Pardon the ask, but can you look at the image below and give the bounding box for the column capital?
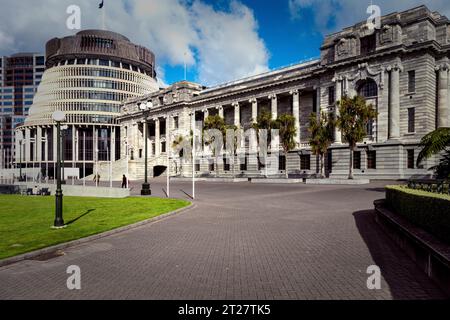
[332,75,343,83]
[289,89,299,96]
[386,62,403,73]
[232,102,240,108]
[249,98,257,104]
[268,93,277,100]
[435,62,450,72]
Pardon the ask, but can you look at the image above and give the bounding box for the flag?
[99,0,104,9]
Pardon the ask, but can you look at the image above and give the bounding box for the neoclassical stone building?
[117,5,450,180]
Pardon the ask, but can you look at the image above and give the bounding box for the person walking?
[122,174,128,188]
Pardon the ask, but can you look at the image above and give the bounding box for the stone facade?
[98,6,450,180]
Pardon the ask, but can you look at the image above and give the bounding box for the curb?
[0,203,195,268]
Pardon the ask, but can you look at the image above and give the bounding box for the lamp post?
[52,111,66,228]
[140,101,152,196]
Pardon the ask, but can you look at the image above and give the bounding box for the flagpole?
[102,6,106,30]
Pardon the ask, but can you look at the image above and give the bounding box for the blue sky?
[1,0,449,87]
[164,0,323,85]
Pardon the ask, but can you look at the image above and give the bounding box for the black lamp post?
[140,102,152,196]
[52,111,66,228]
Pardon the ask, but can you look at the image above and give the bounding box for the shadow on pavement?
[353,210,446,300]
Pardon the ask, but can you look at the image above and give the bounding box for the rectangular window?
[223,157,230,171]
[407,150,415,169]
[354,151,361,170]
[173,116,179,129]
[209,161,215,172]
[35,56,45,65]
[195,163,200,172]
[240,155,248,171]
[360,34,376,55]
[161,142,166,153]
[300,155,310,170]
[408,70,416,93]
[328,86,335,105]
[279,155,286,171]
[408,108,415,133]
[367,151,377,169]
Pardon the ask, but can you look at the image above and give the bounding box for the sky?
[0,0,449,87]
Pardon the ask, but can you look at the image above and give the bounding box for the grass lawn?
[0,195,190,260]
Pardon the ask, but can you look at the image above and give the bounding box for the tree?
[172,132,192,177]
[274,114,297,178]
[308,112,334,178]
[417,127,450,179]
[203,115,227,177]
[336,95,377,180]
[225,124,239,178]
[252,110,277,177]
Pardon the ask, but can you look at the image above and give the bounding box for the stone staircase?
[86,154,170,181]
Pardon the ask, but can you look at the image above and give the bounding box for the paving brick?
[0,180,446,299]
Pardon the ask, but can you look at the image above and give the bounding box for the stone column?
[218,106,224,118]
[25,127,30,162]
[333,77,342,143]
[111,127,116,162]
[166,115,171,154]
[315,87,321,119]
[72,125,76,162]
[269,94,277,120]
[141,121,147,158]
[249,98,258,123]
[44,129,49,162]
[388,63,402,139]
[155,118,161,156]
[203,109,209,122]
[436,62,450,128]
[36,127,42,162]
[290,90,300,145]
[233,102,240,127]
[93,126,98,162]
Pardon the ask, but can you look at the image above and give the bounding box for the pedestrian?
[122,174,128,188]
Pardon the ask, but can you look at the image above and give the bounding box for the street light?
[140,101,152,196]
[52,110,66,228]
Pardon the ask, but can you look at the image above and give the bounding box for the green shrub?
[385,185,450,244]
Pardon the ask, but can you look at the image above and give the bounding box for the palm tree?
[308,112,334,178]
[203,115,227,177]
[336,95,377,180]
[252,110,277,177]
[274,114,297,178]
[225,124,239,178]
[417,127,450,179]
[172,134,189,176]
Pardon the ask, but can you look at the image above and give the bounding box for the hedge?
[385,185,450,244]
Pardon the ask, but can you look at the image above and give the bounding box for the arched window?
[357,79,378,98]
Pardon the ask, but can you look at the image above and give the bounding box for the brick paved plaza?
[0,180,446,300]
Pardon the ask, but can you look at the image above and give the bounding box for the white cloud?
[191,1,269,86]
[0,0,269,86]
[288,0,450,34]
